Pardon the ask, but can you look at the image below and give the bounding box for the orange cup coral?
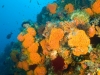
[17,61,23,69]
[88,25,96,37]
[64,3,74,14]
[17,61,29,71]
[84,8,94,16]
[27,27,36,36]
[22,33,34,48]
[34,66,47,75]
[40,39,47,51]
[48,28,64,50]
[27,42,39,53]
[27,53,41,65]
[47,3,57,14]
[40,39,50,55]
[17,33,24,42]
[92,0,100,14]
[27,70,34,75]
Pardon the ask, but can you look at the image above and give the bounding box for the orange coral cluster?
[64,3,74,14]
[17,61,29,71]
[34,66,47,75]
[92,0,100,14]
[27,42,39,53]
[27,70,33,75]
[27,27,36,36]
[22,33,34,48]
[72,46,88,56]
[88,25,96,37]
[40,39,50,55]
[17,32,24,42]
[17,27,42,66]
[68,30,90,56]
[22,27,36,48]
[47,3,57,14]
[25,44,41,65]
[48,28,64,50]
[40,39,47,51]
[13,0,100,74]
[27,53,41,65]
[84,8,94,16]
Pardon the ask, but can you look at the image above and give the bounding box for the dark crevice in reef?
[90,35,100,47]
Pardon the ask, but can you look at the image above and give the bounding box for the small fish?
[37,0,40,5]
[30,0,32,3]
[2,5,4,8]
[6,32,13,39]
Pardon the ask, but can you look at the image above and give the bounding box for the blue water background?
[0,0,55,53]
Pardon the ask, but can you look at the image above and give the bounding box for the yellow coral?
[68,30,90,56]
[34,66,47,75]
[64,3,74,14]
[21,48,29,55]
[68,30,90,47]
[97,69,100,75]
[47,3,57,14]
[71,10,90,25]
[62,50,70,59]
[72,46,88,56]
[48,28,64,50]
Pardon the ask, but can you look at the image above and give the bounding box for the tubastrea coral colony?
[9,0,100,75]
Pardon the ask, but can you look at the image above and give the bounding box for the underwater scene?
[1,0,100,75]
